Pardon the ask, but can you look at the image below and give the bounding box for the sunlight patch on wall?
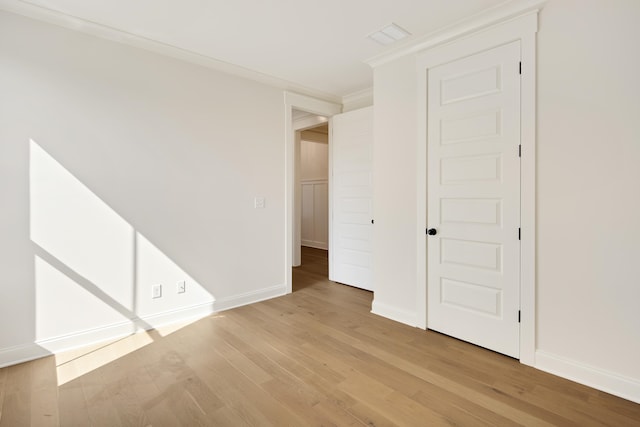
[135,232,214,333]
[35,255,132,340]
[30,140,134,314]
[29,139,214,365]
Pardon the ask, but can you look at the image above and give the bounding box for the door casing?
[416,12,539,365]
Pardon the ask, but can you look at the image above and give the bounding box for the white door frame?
[416,12,539,365]
[284,92,341,294]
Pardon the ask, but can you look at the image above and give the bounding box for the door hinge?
[518,228,521,240]
[518,310,521,323]
[519,61,522,75]
[518,144,521,157]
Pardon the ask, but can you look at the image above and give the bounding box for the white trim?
[294,115,329,132]
[300,179,328,185]
[0,301,214,368]
[342,87,374,112]
[38,301,214,354]
[536,350,640,404]
[416,59,428,331]
[0,1,341,104]
[415,11,540,365]
[371,300,417,327]
[284,92,341,293]
[213,285,286,312]
[301,242,328,251]
[0,280,287,368]
[300,179,329,250]
[366,0,547,68]
[0,343,51,369]
[327,118,334,281]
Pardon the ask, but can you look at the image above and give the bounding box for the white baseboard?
[1,285,287,369]
[0,343,52,369]
[0,301,215,368]
[301,241,328,250]
[371,300,417,327]
[536,350,640,404]
[213,284,286,312]
[39,301,215,354]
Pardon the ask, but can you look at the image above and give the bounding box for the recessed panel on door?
[441,66,502,105]
[441,198,502,226]
[441,154,502,184]
[441,110,501,144]
[441,278,502,317]
[441,238,502,272]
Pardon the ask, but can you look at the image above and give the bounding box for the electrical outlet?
[152,284,162,299]
[177,280,186,294]
[254,196,265,209]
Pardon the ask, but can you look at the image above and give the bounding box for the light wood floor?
[1,247,639,426]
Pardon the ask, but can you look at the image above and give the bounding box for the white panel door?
[331,107,373,291]
[427,42,521,358]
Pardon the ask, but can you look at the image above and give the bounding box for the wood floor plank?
[81,369,124,427]
[129,362,182,427]
[185,340,305,426]
[0,366,7,422]
[29,356,58,427]
[0,362,31,427]
[102,373,151,427]
[58,381,91,426]
[143,349,221,426]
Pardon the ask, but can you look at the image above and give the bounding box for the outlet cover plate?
[177,280,186,294]
[152,284,162,299]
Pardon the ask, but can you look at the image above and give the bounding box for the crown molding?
[0,0,342,104]
[293,114,329,131]
[342,87,373,106]
[365,0,547,68]
[342,87,374,111]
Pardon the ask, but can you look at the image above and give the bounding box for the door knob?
[427,228,437,236]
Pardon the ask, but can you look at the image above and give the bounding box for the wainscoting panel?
[301,179,328,250]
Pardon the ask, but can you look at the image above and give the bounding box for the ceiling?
[3,0,510,100]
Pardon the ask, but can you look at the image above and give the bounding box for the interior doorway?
[292,110,329,289]
[299,123,329,251]
[293,247,329,292]
[289,104,375,293]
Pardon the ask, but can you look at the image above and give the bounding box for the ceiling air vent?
[367,23,411,45]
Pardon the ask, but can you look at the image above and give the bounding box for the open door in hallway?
[330,107,373,291]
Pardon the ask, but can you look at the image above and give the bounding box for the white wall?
[372,0,640,401]
[371,55,418,324]
[535,0,640,391]
[0,10,285,365]
[300,139,329,181]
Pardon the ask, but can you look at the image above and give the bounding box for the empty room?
[1,0,639,425]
